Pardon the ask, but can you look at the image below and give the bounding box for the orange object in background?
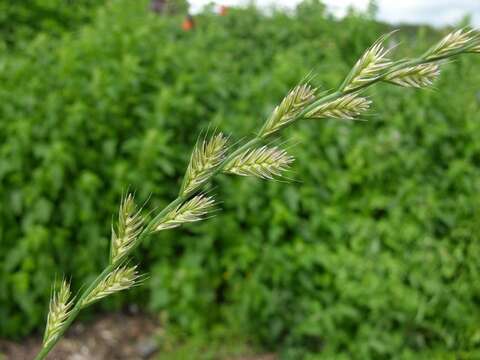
[219,5,229,16]
[182,15,195,31]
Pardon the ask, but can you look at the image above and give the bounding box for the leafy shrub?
[1,0,480,358]
[0,0,104,47]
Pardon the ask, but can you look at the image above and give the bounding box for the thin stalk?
[33,137,261,360]
[34,28,480,359]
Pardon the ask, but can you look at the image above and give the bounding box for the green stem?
[34,43,468,360]
[33,136,262,360]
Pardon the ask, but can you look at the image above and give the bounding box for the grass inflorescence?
[35,27,480,359]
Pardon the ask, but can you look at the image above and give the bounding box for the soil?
[0,312,159,360]
[0,312,276,360]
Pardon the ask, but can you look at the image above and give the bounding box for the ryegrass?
[35,27,480,359]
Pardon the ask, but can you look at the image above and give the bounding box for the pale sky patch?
[189,0,480,27]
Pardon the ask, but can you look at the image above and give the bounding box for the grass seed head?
[155,194,216,231]
[224,146,294,180]
[180,133,228,196]
[343,35,393,91]
[43,279,73,346]
[110,194,143,264]
[259,83,316,138]
[427,28,480,58]
[305,93,371,120]
[385,63,441,88]
[82,266,140,307]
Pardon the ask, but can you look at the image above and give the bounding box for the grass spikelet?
[224,146,294,179]
[305,93,371,120]
[82,266,140,307]
[385,63,440,88]
[110,194,143,264]
[343,34,393,91]
[155,194,215,231]
[259,83,316,137]
[180,133,228,196]
[427,28,479,58]
[43,279,73,346]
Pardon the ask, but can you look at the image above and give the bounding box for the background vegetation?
[1,0,480,358]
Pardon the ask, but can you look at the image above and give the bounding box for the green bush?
[0,0,105,48]
[1,0,480,358]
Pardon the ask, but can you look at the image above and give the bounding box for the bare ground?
[0,312,276,360]
[0,312,159,360]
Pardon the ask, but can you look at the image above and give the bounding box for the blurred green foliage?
[0,0,105,47]
[1,0,480,358]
